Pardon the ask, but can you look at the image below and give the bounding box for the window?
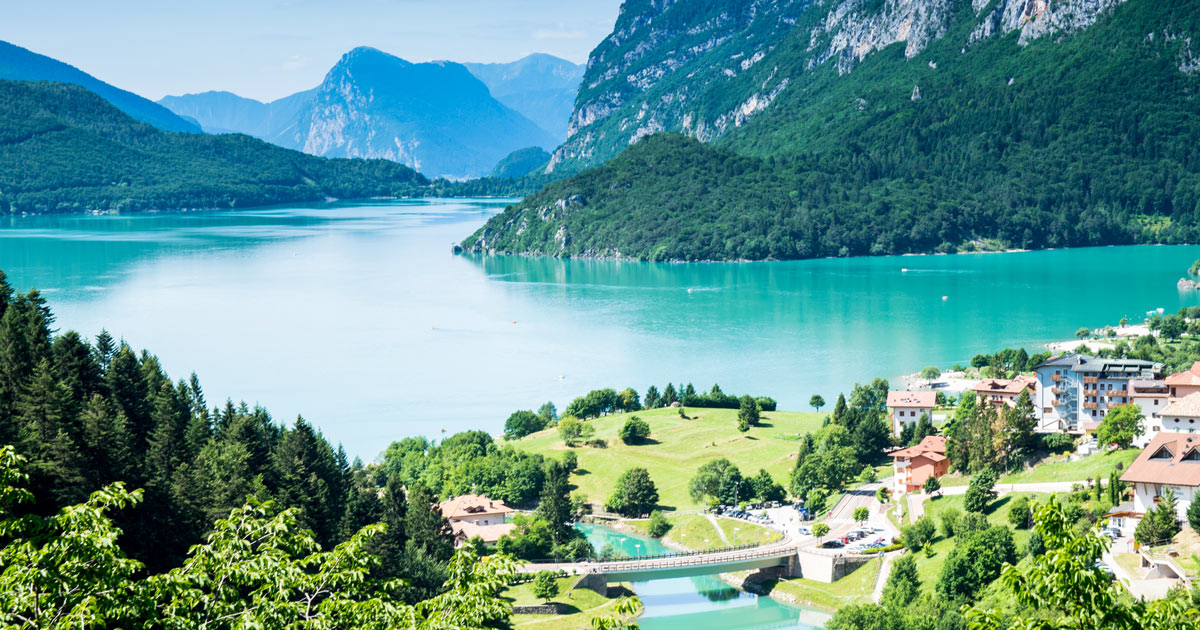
[1183,448,1200,462]
[1151,445,1173,460]
[1044,407,1052,413]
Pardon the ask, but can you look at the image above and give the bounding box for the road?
[937,480,1086,496]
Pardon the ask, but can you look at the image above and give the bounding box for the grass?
[908,492,1043,594]
[515,407,825,510]
[757,556,881,611]
[625,513,780,550]
[999,449,1139,484]
[505,577,639,629]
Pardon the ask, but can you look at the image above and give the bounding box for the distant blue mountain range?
[0,40,200,133]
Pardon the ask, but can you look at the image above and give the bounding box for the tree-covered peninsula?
[0,80,429,214]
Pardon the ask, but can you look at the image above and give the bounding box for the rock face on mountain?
[0,40,200,133]
[550,0,1138,173]
[160,48,556,179]
[462,54,585,140]
[464,0,1200,261]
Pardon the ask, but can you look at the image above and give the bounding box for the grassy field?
[909,492,1043,594]
[625,513,781,550]
[515,407,825,510]
[938,449,1139,487]
[999,449,1138,484]
[505,577,638,629]
[757,557,882,611]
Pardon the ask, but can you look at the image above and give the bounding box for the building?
[1145,392,1200,445]
[886,390,936,436]
[438,494,516,547]
[1033,354,1163,434]
[972,375,1036,409]
[1119,432,1200,528]
[888,435,949,496]
[1130,379,1170,437]
[1165,361,1200,400]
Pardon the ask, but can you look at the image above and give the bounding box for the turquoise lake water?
[576,523,827,630]
[1,198,1199,458]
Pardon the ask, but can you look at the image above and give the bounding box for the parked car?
[821,540,845,548]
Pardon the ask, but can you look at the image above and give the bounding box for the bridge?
[522,539,801,581]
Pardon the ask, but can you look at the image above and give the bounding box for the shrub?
[756,397,778,411]
[901,517,936,552]
[1008,497,1032,529]
[557,416,594,446]
[532,570,560,603]
[955,512,988,537]
[619,416,651,444]
[940,508,961,538]
[1042,433,1075,454]
[646,510,671,538]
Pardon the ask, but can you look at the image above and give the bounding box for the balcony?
[1050,387,1060,395]
[1083,376,1099,384]
[1084,402,1099,410]
[1084,389,1099,397]
[1109,389,1129,397]
[1051,374,1063,382]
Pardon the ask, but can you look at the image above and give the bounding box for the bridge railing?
[592,544,793,573]
[529,541,773,565]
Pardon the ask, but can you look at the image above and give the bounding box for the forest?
[0,80,429,214]
[462,2,1200,261]
[0,268,588,627]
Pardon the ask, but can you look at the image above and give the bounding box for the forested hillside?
[0,268,563,596]
[465,0,1200,261]
[0,80,428,214]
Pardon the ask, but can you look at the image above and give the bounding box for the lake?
[576,522,828,630]
[1,198,1198,458]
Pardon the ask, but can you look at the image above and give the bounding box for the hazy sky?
[4,0,622,102]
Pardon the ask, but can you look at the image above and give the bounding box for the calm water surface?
[576,523,828,630]
[1,198,1198,457]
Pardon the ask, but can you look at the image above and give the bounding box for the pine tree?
[881,554,921,609]
[536,460,574,545]
[93,329,115,372]
[105,344,151,447]
[831,394,847,425]
[404,482,454,563]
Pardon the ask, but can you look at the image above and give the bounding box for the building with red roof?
[888,435,949,496]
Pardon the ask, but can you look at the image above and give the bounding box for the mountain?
[463,0,1200,261]
[157,89,315,136]
[490,146,552,179]
[462,53,585,140]
[158,47,557,179]
[0,80,428,214]
[0,40,201,133]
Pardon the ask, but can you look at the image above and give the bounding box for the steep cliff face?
[279,48,556,179]
[551,0,1138,173]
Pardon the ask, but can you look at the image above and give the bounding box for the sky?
[3,0,622,102]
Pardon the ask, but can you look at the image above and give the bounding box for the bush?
[1008,497,1032,529]
[1042,433,1076,454]
[940,508,961,538]
[955,512,988,537]
[532,570,560,603]
[646,510,671,538]
[901,517,936,552]
[619,416,651,444]
[755,397,778,412]
[737,395,761,428]
[557,416,594,446]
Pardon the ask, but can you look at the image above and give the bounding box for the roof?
[887,390,937,408]
[1104,501,1143,518]
[1082,421,1102,431]
[438,494,515,520]
[889,435,947,462]
[450,520,516,543]
[1165,361,1200,386]
[1120,432,1200,488]
[1159,391,1200,418]
[1130,379,1169,397]
[973,375,1036,396]
[1034,354,1162,379]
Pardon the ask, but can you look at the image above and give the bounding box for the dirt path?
[706,514,732,546]
[871,553,896,602]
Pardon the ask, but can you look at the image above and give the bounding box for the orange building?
[1166,361,1200,400]
[889,435,950,496]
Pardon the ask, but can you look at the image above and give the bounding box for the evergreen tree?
[880,554,920,609]
[662,383,678,406]
[831,394,847,425]
[536,460,574,545]
[737,394,760,428]
[1006,391,1037,469]
[643,385,661,409]
[404,482,454,563]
